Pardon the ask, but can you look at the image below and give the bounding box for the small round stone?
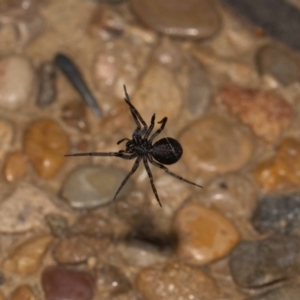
[131,0,220,39]
[256,45,300,86]
[0,119,14,160]
[173,203,240,265]
[229,236,300,288]
[2,151,28,183]
[179,114,253,174]
[215,84,292,143]
[136,260,220,300]
[252,193,300,236]
[11,285,37,300]
[61,165,133,209]
[42,265,95,300]
[0,55,36,110]
[2,235,53,275]
[24,118,69,179]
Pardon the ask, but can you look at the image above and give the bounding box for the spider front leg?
[149,117,168,143]
[143,156,162,207]
[147,155,203,189]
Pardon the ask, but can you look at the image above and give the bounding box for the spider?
[65,85,203,207]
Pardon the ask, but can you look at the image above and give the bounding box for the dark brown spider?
[65,85,202,207]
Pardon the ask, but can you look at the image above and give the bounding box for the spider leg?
[148,155,203,189]
[113,156,142,201]
[143,156,162,207]
[149,117,168,143]
[117,138,130,145]
[65,152,137,160]
[143,114,156,140]
[123,85,148,135]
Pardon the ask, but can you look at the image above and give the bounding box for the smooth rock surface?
[2,235,53,276]
[42,266,95,300]
[136,260,220,300]
[215,84,292,143]
[131,0,220,39]
[179,114,253,174]
[2,151,28,182]
[229,236,300,287]
[11,285,37,300]
[61,165,132,209]
[173,203,240,265]
[0,55,36,110]
[24,118,69,179]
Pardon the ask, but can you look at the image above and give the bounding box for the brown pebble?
[53,235,110,264]
[131,0,220,39]
[2,151,28,183]
[0,119,14,160]
[136,260,220,300]
[11,285,37,300]
[173,203,240,265]
[0,291,5,300]
[2,235,53,275]
[179,114,253,174]
[42,265,94,300]
[24,118,69,178]
[215,84,292,143]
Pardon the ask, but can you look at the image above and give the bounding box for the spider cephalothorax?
[65,85,202,207]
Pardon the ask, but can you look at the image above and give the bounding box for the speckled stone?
[0,55,36,110]
[256,45,300,86]
[229,236,300,287]
[252,193,300,236]
[53,235,110,264]
[215,84,292,143]
[0,119,14,160]
[173,203,240,265]
[131,0,220,39]
[11,285,37,300]
[132,63,183,122]
[136,260,220,300]
[203,173,258,219]
[24,118,69,179]
[247,284,300,300]
[96,264,131,296]
[179,114,253,174]
[42,265,95,300]
[2,235,53,275]
[61,165,133,209]
[2,151,28,182]
[45,213,69,237]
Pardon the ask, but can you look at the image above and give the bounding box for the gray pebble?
[229,236,300,288]
[61,165,133,209]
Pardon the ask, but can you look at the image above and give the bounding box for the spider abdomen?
[152,138,182,165]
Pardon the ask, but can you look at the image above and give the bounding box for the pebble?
[0,291,5,300]
[256,44,300,86]
[215,84,292,143]
[61,165,133,209]
[187,58,212,115]
[0,55,36,110]
[131,0,220,39]
[203,173,258,219]
[53,235,110,264]
[0,119,14,161]
[179,114,253,174]
[45,213,69,237]
[2,151,28,183]
[96,264,131,296]
[247,284,300,300]
[2,235,53,276]
[23,118,69,179]
[132,63,183,122]
[37,61,57,107]
[252,193,300,236]
[254,138,300,190]
[89,5,124,40]
[42,265,95,300]
[61,101,89,132]
[136,260,220,300]
[11,285,37,300]
[173,203,240,265]
[229,236,300,287]
[0,183,68,233]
